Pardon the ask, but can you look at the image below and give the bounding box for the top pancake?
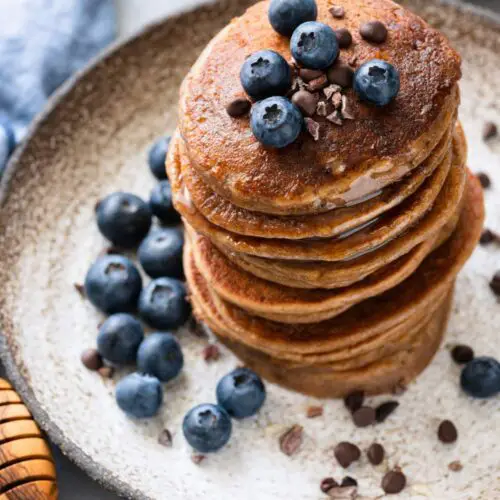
[179,0,461,214]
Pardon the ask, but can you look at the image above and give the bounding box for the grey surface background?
[2,0,497,498]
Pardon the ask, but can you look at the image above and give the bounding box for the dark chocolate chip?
[483,121,498,141]
[279,425,303,456]
[299,68,324,82]
[341,96,355,120]
[340,476,357,487]
[304,117,321,140]
[80,348,103,371]
[344,390,364,413]
[98,366,114,379]
[329,6,345,19]
[73,283,85,298]
[438,420,458,443]
[375,401,399,422]
[191,454,206,465]
[480,229,497,245]
[360,21,388,44]
[327,63,354,88]
[448,460,463,472]
[292,90,319,116]
[226,98,251,117]
[335,28,353,49]
[316,101,328,116]
[382,470,406,494]
[477,172,491,189]
[306,405,323,418]
[320,477,338,493]
[334,442,361,468]
[327,112,343,126]
[489,271,500,296]
[366,443,385,465]
[158,429,173,447]
[352,406,376,427]
[307,75,329,92]
[451,344,474,364]
[202,344,221,362]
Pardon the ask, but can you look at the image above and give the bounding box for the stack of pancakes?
[167,0,484,397]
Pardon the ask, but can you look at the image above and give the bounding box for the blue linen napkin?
[0,0,116,174]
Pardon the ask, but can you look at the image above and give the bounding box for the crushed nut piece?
[305,118,321,141]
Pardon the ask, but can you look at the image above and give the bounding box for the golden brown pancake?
[174,125,453,239]
[178,0,461,214]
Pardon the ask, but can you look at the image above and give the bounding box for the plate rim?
[0,1,499,499]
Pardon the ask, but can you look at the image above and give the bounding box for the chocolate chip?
[480,229,498,245]
[74,283,85,298]
[477,172,491,189]
[299,68,324,82]
[307,74,329,92]
[316,101,328,116]
[483,121,498,141]
[80,348,103,371]
[329,6,345,19]
[334,442,361,468]
[158,429,173,447]
[306,405,323,418]
[340,476,357,487]
[448,460,463,472]
[366,443,385,465]
[327,63,354,88]
[341,96,355,120]
[292,90,319,116]
[304,117,321,140]
[226,98,251,117]
[438,420,458,443]
[202,344,221,362]
[98,366,114,379]
[191,454,205,465]
[279,424,303,456]
[382,470,406,494]
[489,271,500,296]
[324,84,341,100]
[335,28,353,49]
[375,401,399,422]
[332,93,343,110]
[451,344,474,364]
[352,406,376,427]
[320,477,338,493]
[360,21,388,44]
[327,112,343,126]
[344,390,364,413]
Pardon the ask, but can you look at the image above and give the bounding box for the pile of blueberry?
[81,137,267,453]
[236,0,400,148]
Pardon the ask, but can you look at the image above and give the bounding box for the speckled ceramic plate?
[1,1,500,499]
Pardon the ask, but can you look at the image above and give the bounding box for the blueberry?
[251,96,303,148]
[149,181,180,225]
[216,367,266,419]
[240,50,292,101]
[354,59,400,107]
[290,22,338,70]
[183,404,232,453]
[97,313,144,364]
[115,373,163,419]
[84,255,142,314]
[96,192,152,248]
[137,332,184,382]
[138,228,184,279]
[268,0,317,37]
[460,356,500,398]
[138,277,191,329]
[148,137,171,180]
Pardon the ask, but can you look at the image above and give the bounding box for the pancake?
[177,141,457,261]
[178,0,461,214]
[187,226,439,323]
[185,172,483,363]
[174,125,453,239]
